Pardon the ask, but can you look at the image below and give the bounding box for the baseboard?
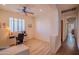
[55,43,61,54]
[34,37,50,43]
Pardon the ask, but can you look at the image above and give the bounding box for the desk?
[9,36,16,46]
[9,36,15,39]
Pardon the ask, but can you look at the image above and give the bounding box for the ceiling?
[0,4,26,12]
[57,4,78,11]
[0,4,48,15]
[0,4,78,14]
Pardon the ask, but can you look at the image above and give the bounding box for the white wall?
[35,16,51,42]
[26,15,35,39]
[63,18,68,41]
[35,5,60,54]
[76,7,79,49]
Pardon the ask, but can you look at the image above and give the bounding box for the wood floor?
[24,39,50,55]
[24,33,79,55]
[56,33,79,55]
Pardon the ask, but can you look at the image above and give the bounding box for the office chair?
[16,33,24,45]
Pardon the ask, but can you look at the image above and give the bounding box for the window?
[9,17,14,32]
[9,17,25,32]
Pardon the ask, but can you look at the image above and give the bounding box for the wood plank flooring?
[24,39,50,55]
[24,33,79,55]
[56,33,79,55]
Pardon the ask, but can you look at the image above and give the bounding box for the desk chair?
[16,33,24,44]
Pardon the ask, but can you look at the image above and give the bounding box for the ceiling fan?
[17,6,34,15]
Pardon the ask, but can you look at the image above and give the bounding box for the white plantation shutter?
[9,17,14,32]
[9,17,25,32]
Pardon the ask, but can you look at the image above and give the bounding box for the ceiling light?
[39,9,42,12]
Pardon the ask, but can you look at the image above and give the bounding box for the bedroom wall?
[34,5,61,54]
[0,9,35,40]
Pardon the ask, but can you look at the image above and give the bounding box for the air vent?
[61,7,76,13]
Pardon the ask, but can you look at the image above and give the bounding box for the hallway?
[56,33,79,55]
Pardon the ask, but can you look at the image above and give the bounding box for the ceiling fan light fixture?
[17,6,34,15]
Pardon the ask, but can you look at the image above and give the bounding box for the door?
[61,20,63,44]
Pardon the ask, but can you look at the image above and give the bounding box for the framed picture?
[28,24,32,28]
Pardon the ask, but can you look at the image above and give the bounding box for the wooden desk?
[9,36,16,46]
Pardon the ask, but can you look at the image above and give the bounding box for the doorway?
[57,17,79,55]
[66,18,78,49]
[61,20,63,44]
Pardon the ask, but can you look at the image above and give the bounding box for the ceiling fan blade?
[17,6,34,15]
[16,9,23,13]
